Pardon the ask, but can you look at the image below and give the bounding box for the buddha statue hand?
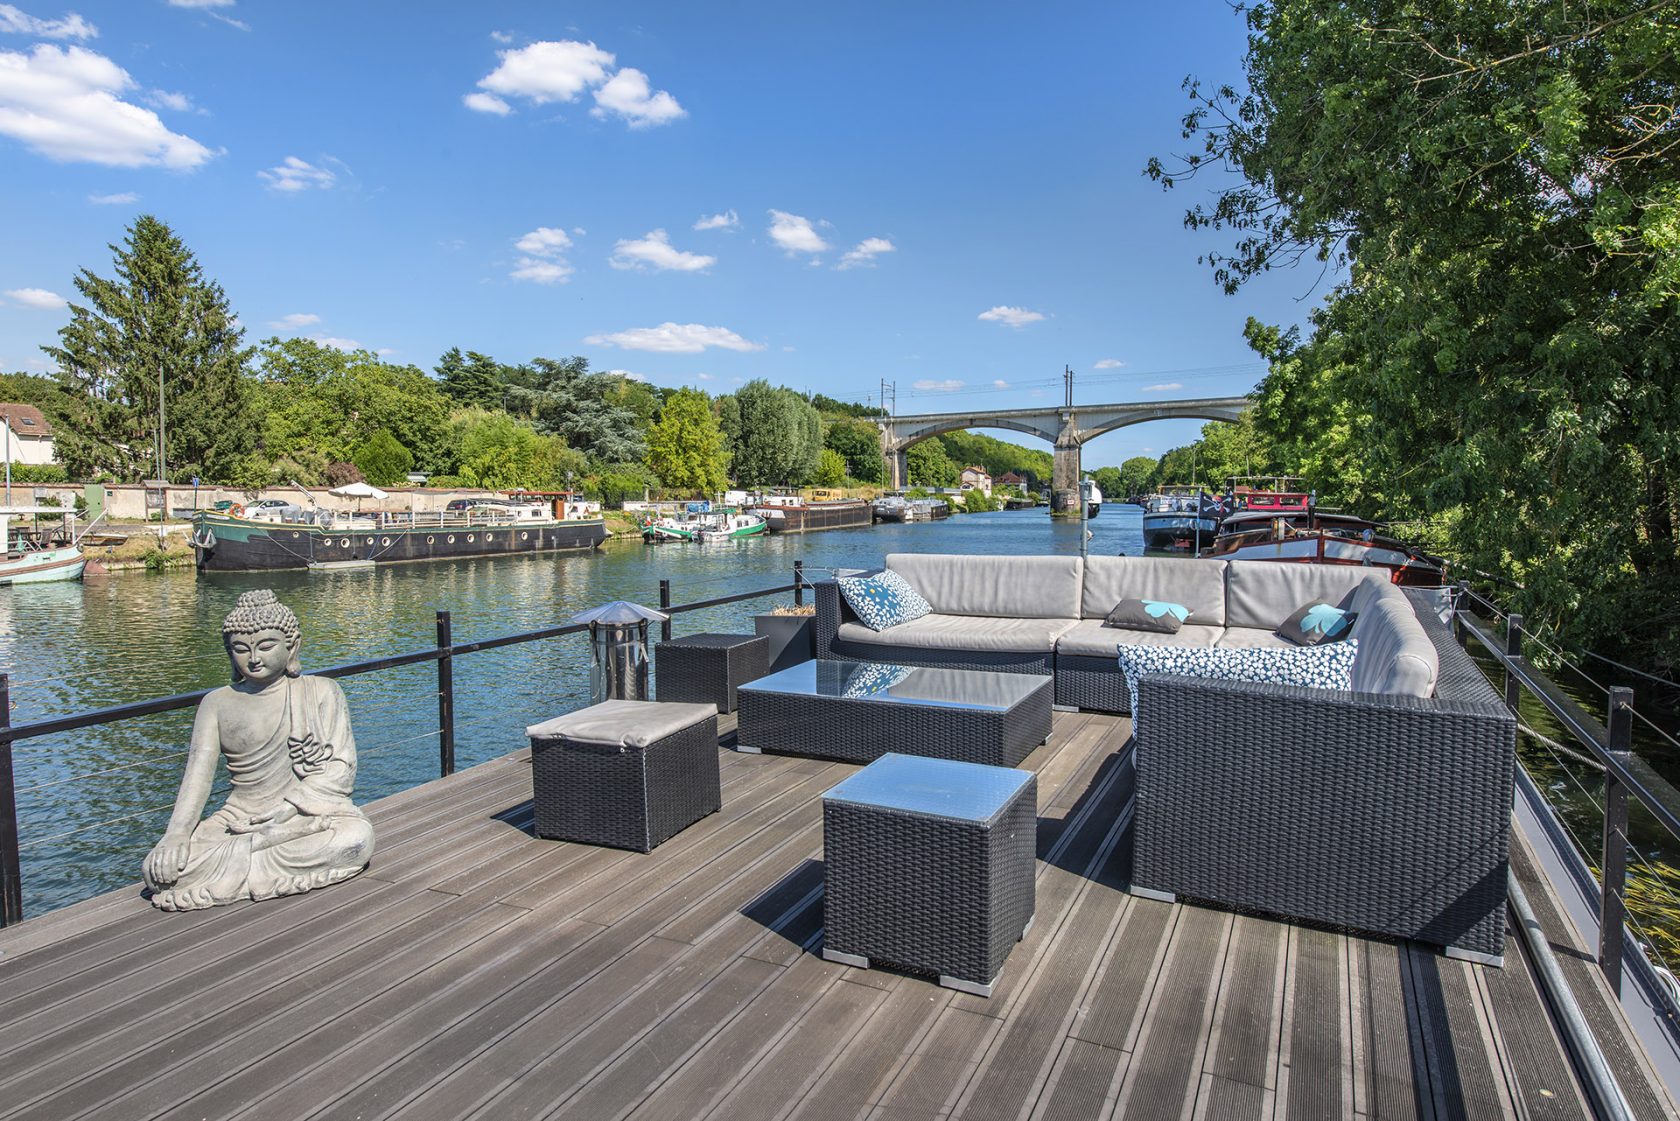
[288,731,332,776]
[145,833,193,888]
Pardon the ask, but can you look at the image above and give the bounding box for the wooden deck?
[1,710,1673,1121]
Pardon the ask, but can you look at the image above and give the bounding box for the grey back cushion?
[1081,556,1228,625]
[885,552,1083,619]
[1225,562,1390,630]
[1349,593,1439,697]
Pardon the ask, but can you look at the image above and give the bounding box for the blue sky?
[0,1,1323,468]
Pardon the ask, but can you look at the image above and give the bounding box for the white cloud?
[462,91,510,116]
[269,312,319,329]
[1141,382,1183,392]
[469,39,683,128]
[590,67,684,127]
[166,0,246,31]
[489,30,514,44]
[4,286,63,309]
[311,335,361,352]
[144,89,195,113]
[0,44,215,168]
[977,305,1044,328]
[1093,358,1124,369]
[992,379,1009,388]
[914,379,963,392]
[585,322,763,354]
[0,5,96,39]
[87,190,135,204]
[767,209,828,254]
[693,209,738,231]
[259,155,335,192]
[696,373,714,381]
[838,236,894,270]
[510,225,574,284]
[609,228,714,272]
[602,368,647,382]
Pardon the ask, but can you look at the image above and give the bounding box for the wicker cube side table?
[526,700,721,853]
[822,753,1037,996]
[657,633,771,714]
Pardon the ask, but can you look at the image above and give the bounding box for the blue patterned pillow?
[1117,639,1359,739]
[838,570,932,631]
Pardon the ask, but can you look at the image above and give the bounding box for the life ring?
[228,503,245,517]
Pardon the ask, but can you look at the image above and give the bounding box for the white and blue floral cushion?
[838,570,933,632]
[1117,639,1359,739]
[839,662,915,697]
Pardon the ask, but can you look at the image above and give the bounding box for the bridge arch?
[885,416,1059,451]
[1076,405,1247,444]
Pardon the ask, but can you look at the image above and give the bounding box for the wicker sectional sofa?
[814,553,1517,962]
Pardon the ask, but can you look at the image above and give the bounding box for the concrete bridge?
[874,395,1252,514]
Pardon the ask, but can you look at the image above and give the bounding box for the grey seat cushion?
[1213,626,1297,650]
[1056,620,1222,658]
[1225,562,1390,630]
[837,613,1077,653]
[1080,556,1228,625]
[1349,596,1439,697]
[527,699,717,749]
[885,552,1083,619]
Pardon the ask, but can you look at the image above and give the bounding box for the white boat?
[0,507,86,585]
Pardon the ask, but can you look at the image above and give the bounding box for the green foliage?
[811,393,885,419]
[0,372,67,426]
[1089,466,1123,503]
[730,380,822,487]
[446,409,586,491]
[1118,456,1156,497]
[645,388,729,494]
[256,338,453,480]
[352,429,413,487]
[45,215,256,482]
[815,448,849,487]
[823,418,885,484]
[960,488,999,513]
[590,462,659,508]
[938,430,1052,487]
[503,356,646,464]
[1154,0,1680,666]
[434,347,508,410]
[1149,412,1273,493]
[6,462,68,483]
[906,440,958,487]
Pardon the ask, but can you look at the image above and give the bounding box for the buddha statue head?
[222,590,303,685]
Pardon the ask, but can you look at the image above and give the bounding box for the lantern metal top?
[568,600,669,627]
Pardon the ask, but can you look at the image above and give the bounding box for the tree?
[824,418,886,484]
[732,379,822,487]
[906,439,958,487]
[938,430,1053,488]
[591,462,659,508]
[815,448,849,487]
[353,429,413,486]
[645,388,729,493]
[1150,0,1680,665]
[504,356,646,463]
[45,215,255,482]
[446,409,587,490]
[1118,456,1155,497]
[1090,466,1123,503]
[434,347,507,410]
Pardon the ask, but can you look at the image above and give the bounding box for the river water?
[3,508,1144,915]
[8,504,1679,967]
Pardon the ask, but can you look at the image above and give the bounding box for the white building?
[0,404,55,466]
[959,465,993,497]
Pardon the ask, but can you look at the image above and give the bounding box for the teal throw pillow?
[1104,598,1189,634]
[1277,602,1357,646]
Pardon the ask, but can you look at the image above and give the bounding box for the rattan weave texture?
[1130,590,1515,957]
[530,711,721,852]
[823,774,1037,988]
[735,669,1052,766]
[656,633,770,714]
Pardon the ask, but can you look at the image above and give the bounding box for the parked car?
[243,498,303,522]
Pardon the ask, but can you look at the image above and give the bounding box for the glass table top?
[739,659,1045,711]
[823,752,1034,822]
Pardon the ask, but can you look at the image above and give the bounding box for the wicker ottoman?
[657,633,771,714]
[822,753,1037,996]
[526,700,721,853]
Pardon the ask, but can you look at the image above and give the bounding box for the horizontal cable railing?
[0,561,807,926]
[1453,587,1680,1025]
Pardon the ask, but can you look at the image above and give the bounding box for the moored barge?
[753,494,872,534]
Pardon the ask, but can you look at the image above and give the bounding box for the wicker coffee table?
[823,752,1037,996]
[734,660,1053,766]
[656,632,770,714]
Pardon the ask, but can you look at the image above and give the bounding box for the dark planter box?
[754,614,815,673]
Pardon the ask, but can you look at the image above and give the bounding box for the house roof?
[961,465,989,476]
[0,403,52,437]
[997,471,1025,484]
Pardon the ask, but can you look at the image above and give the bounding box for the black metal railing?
[1454,585,1680,1001]
[0,562,807,927]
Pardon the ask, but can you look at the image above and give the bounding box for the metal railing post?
[1452,581,1468,644]
[794,560,805,607]
[658,580,672,643]
[1504,613,1523,712]
[436,611,455,777]
[0,673,22,926]
[1599,685,1634,994]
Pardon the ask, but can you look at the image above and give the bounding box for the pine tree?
[45,216,255,482]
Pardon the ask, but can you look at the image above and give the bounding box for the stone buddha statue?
[143,590,375,910]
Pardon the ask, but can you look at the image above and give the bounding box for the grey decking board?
[1406,944,1515,1121]
[1110,904,1235,1121]
[784,980,957,1121]
[1028,1038,1128,1121]
[1476,923,1591,1121]
[1068,897,1178,1053]
[1354,937,1431,1121]
[872,1005,1001,1117]
[1202,914,1288,1093]
[1191,1073,1272,1121]
[1279,927,1349,1120]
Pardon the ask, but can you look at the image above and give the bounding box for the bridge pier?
[886,447,907,491]
[1051,440,1082,517]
